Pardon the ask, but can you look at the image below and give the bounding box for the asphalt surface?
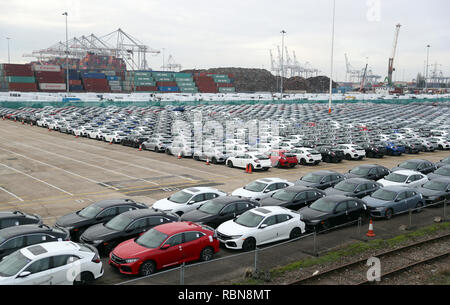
[0,119,449,285]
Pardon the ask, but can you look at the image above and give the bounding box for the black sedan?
[80,209,180,255]
[299,195,369,232]
[392,159,436,174]
[0,211,42,230]
[317,146,345,163]
[361,143,386,158]
[121,135,149,148]
[324,178,381,199]
[427,165,450,180]
[416,177,450,205]
[55,198,148,241]
[435,156,450,169]
[180,196,259,228]
[345,164,390,181]
[295,170,345,190]
[398,140,420,154]
[0,224,70,259]
[259,186,325,210]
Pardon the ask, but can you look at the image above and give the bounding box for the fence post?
[180,262,185,285]
[254,247,259,273]
[444,200,447,222]
[313,230,317,256]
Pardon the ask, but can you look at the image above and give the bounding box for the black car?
[299,195,369,232]
[55,199,148,241]
[361,143,386,158]
[416,177,450,205]
[0,224,70,259]
[397,140,420,154]
[324,178,381,199]
[392,159,436,174]
[0,211,42,230]
[435,156,450,169]
[121,135,149,148]
[180,196,259,228]
[80,209,180,255]
[259,186,326,210]
[317,146,345,163]
[427,164,450,180]
[295,170,345,190]
[345,164,390,180]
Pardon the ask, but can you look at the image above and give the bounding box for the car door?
[346,200,364,222]
[367,168,378,180]
[353,184,366,198]
[393,191,408,213]
[275,214,295,240]
[405,191,419,209]
[320,175,333,189]
[124,218,150,241]
[215,203,238,227]
[0,236,26,258]
[257,215,279,244]
[263,183,280,198]
[291,192,308,210]
[159,233,184,268]
[332,202,349,226]
[181,231,205,262]
[17,257,53,285]
[50,255,81,285]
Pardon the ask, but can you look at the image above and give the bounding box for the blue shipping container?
[66,70,80,80]
[158,86,179,92]
[107,76,119,81]
[82,72,105,79]
[69,85,84,91]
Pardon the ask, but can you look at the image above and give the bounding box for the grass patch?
[429,269,450,285]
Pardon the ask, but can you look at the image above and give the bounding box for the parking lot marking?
[0,163,74,196]
[0,186,24,202]
[0,146,120,191]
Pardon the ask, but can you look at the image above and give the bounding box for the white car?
[0,241,103,285]
[167,141,194,157]
[335,144,366,160]
[430,137,450,150]
[87,129,102,140]
[232,178,293,201]
[289,147,322,165]
[151,187,227,216]
[103,131,127,144]
[216,206,306,250]
[226,152,272,171]
[377,170,428,188]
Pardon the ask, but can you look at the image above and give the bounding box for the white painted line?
[0,146,120,191]
[0,163,74,196]
[0,186,24,202]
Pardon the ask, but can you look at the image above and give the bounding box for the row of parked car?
[1,156,448,282]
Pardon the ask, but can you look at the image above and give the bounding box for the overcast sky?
[0,0,449,82]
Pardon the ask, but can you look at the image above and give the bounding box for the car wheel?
[385,208,394,220]
[242,237,256,251]
[154,147,158,153]
[289,227,302,239]
[193,155,200,161]
[227,161,234,168]
[415,201,424,213]
[73,272,94,285]
[300,159,306,165]
[345,154,352,160]
[139,261,156,276]
[141,145,146,150]
[200,247,214,262]
[263,167,269,171]
[212,157,218,164]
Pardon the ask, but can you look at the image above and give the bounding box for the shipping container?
[108,80,121,86]
[180,87,198,93]
[134,81,156,86]
[135,86,158,92]
[7,76,36,83]
[218,87,236,93]
[82,72,105,79]
[152,72,174,78]
[39,83,66,90]
[158,86,179,92]
[156,81,177,87]
[32,65,61,72]
[69,85,84,91]
[110,85,122,91]
[8,83,38,92]
[107,76,120,81]
[173,73,192,78]
[69,80,82,86]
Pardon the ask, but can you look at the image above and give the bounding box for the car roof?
[256,178,286,183]
[119,209,175,219]
[0,211,33,219]
[393,170,423,175]
[183,187,221,194]
[309,170,339,176]
[380,186,414,192]
[343,178,373,184]
[153,221,208,235]
[213,196,252,204]
[251,206,292,216]
[355,164,383,169]
[0,224,54,238]
[92,198,137,208]
[400,159,429,164]
[428,177,450,184]
[284,185,319,192]
[320,195,359,202]
[21,241,80,260]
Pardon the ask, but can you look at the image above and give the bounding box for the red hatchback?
[109,221,219,276]
[267,150,298,168]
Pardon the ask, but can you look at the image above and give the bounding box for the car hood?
[295,180,319,188]
[181,209,215,223]
[112,238,153,259]
[298,207,329,221]
[81,223,118,241]
[427,173,446,180]
[56,212,90,228]
[362,196,391,207]
[216,219,254,236]
[152,198,184,211]
[259,197,287,206]
[344,173,365,179]
[324,188,350,196]
[377,179,405,187]
[232,188,260,199]
[416,187,445,198]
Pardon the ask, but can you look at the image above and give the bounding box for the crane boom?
[387,24,401,85]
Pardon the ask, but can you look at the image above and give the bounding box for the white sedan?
[226,152,272,171]
[335,144,366,160]
[232,178,293,201]
[377,170,428,188]
[151,187,227,216]
[289,147,322,165]
[0,241,103,285]
[216,206,306,250]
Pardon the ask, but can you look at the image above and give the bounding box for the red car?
[109,221,220,276]
[267,150,298,168]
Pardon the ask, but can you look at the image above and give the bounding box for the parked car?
[317,146,344,163]
[392,159,436,174]
[435,156,450,169]
[266,150,298,168]
[152,187,226,217]
[0,211,42,230]
[295,170,345,190]
[180,196,259,228]
[335,144,366,160]
[289,148,322,165]
[416,178,450,205]
[80,209,180,256]
[324,178,381,198]
[427,164,450,180]
[216,206,306,251]
[381,141,405,156]
[193,148,229,164]
[142,138,172,153]
[232,178,293,201]
[55,199,148,241]
[362,186,425,219]
[361,143,386,158]
[259,186,325,210]
[397,140,421,154]
[226,152,272,171]
[0,241,103,285]
[377,170,428,188]
[0,224,70,259]
[109,222,219,276]
[298,195,369,232]
[344,164,390,181]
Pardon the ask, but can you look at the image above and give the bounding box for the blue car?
[381,141,405,156]
[362,186,424,219]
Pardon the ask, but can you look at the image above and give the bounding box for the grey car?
[295,170,345,190]
[427,165,450,180]
[362,186,424,219]
[416,177,450,205]
[392,159,436,174]
[435,156,450,169]
[324,178,381,199]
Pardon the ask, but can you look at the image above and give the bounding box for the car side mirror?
[259,224,268,229]
[18,271,31,278]
[187,200,195,205]
[160,244,171,250]
[95,216,104,221]
[406,180,412,184]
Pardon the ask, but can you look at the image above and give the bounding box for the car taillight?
[307,154,312,157]
[92,253,101,263]
[352,150,356,153]
[331,152,335,156]
[254,159,260,163]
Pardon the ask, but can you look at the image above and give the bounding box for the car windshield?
[198,200,223,215]
[398,161,419,170]
[272,189,297,201]
[234,211,264,228]
[442,157,450,164]
[423,180,448,191]
[254,155,269,160]
[78,205,103,219]
[384,173,408,183]
[136,229,168,249]
[334,181,357,192]
[435,167,450,176]
[308,149,320,154]
[0,251,31,277]
[349,167,371,175]
[309,198,336,213]
[105,214,132,231]
[301,173,323,183]
[371,189,397,201]
[243,181,268,192]
[168,191,193,204]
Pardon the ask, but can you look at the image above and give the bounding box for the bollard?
[179,262,185,285]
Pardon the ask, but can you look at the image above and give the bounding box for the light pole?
[280,30,286,99]
[162,48,165,71]
[63,12,69,93]
[328,0,336,114]
[425,45,430,91]
[6,37,11,64]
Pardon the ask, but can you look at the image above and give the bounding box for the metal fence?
[116,200,448,285]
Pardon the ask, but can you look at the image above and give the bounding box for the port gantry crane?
[386,24,401,86]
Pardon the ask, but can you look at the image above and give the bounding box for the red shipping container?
[8,82,38,92]
[156,81,177,87]
[135,86,158,91]
[69,80,82,85]
[216,83,234,88]
[35,71,64,78]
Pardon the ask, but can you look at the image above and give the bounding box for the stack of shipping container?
[123,71,158,92]
[104,71,122,93]
[194,73,218,93]
[209,73,235,93]
[153,72,179,93]
[34,65,66,92]
[67,69,83,92]
[82,72,110,92]
[174,73,198,93]
[0,64,38,92]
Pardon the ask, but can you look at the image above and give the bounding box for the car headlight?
[309,219,321,224]
[124,258,140,263]
[92,240,104,245]
[374,206,385,210]
[229,235,243,239]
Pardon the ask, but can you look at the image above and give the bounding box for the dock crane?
[386,24,401,86]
